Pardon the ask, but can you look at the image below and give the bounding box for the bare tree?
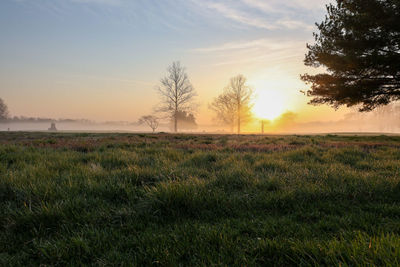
[156,62,197,133]
[0,98,9,121]
[139,115,159,133]
[209,90,236,133]
[226,75,254,134]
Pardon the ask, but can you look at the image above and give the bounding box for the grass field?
[1,132,400,266]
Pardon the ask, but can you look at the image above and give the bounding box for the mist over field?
[2,103,400,134]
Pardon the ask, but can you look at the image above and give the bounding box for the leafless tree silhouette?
[139,115,159,133]
[0,98,9,121]
[223,75,253,134]
[156,62,197,133]
[209,90,236,133]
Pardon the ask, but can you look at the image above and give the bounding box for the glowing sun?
[253,89,286,120]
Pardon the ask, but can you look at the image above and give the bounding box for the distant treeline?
[2,116,143,126]
[1,115,198,130]
[2,116,95,124]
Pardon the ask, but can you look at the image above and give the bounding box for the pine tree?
[302,0,400,111]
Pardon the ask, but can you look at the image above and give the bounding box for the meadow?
[1,132,400,266]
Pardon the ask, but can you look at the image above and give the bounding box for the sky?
[0,0,348,128]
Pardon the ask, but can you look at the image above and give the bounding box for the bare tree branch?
[155,62,197,132]
[209,75,254,134]
[0,98,9,121]
[139,115,159,133]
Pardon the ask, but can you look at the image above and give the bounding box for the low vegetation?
[1,132,400,265]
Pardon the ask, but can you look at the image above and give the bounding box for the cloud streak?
[242,0,329,13]
[193,38,303,53]
[200,2,277,30]
[190,0,324,31]
[192,38,307,67]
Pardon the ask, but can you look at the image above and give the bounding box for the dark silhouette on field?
[48,122,57,131]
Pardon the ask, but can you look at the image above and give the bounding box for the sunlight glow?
[252,88,286,120]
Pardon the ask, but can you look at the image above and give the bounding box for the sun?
[252,89,286,120]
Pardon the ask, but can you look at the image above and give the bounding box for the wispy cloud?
[192,38,307,67]
[193,38,299,53]
[288,0,330,11]
[275,19,313,30]
[241,0,282,13]
[198,2,277,30]
[242,0,328,13]
[191,0,324,31]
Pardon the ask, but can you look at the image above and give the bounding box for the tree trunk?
[174,110,178,133]
[237,108,241,134]
[237,101,241,134]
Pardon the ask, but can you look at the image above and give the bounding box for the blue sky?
[0,0,338,123]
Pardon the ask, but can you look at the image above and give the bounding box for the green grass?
[1,132,400,266]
